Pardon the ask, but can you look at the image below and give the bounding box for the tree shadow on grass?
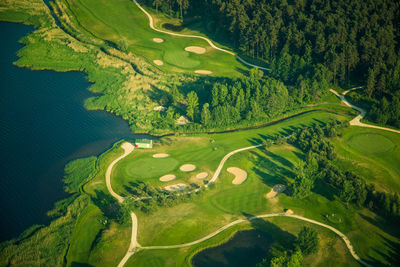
[311,178,336,201]
[357,213,400,266]
[70,262,94,267]
[91,190,121,221]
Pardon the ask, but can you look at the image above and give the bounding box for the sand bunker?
[164,183,188,191]
[159,174,176,182]
[153,38,164,43]
[227,167,247,185]
[195,70,213,75]
[185,46,206,54]
[153,153,169,158]
[153,59,164,66]
[180,164,196,172]
[266,184,286,199]
[285,209,294,215]
[196,172,209,179]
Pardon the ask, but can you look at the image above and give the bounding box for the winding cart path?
[132,0,270,72]
[108,143,370,267]
[330,87,400,134]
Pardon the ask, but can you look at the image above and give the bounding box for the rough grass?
[66,203,104,266]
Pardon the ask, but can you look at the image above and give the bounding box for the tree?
[201,103,211,125]
[170,85,183,105]
[186,91,198,121]
[296,227,319,255]
[292,162,315,199]
[117,39,128,52]
[152,0,163,13]
[176,0,189,21]
[269,250,303,267]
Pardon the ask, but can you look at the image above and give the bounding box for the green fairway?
[63,0,248,76]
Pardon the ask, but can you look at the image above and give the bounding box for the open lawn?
[332,127,400,192]
[63,0,247,76]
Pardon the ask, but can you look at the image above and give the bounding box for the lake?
[0,22,137,241]
[191,229,273,267]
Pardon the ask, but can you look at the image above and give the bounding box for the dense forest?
[144,0,400,128]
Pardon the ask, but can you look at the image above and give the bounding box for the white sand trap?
[196,172,208,179]
[195,70,213,75]
[185,46,206,54]
[180,164,196,172]
[164,183,188,191]
[285,209,294,215]
[266,184,286,199]
[160,174,176,182]
[153,59,164,66]
[153,153,169,158]
[227,167,247,185]
[153,38,164,43]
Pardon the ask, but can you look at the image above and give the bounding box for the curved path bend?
[132,0,270,72]
[140,213,371,267]
[207,144,262,185]
[330,87,400,134]
[103,142,140,267]
[109,142,369,266]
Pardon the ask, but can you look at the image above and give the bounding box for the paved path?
[118,212,140,267]
[105,142,135,203]
[103,142,140,267]
[140,213,371,267]
[132,0,270,72]
[330,88,400,134]
[107,142,369,266]
[207,144,262,185]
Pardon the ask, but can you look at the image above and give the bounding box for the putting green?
[126,157,179,179]
[347,133,395,154]
[163,50,200,68]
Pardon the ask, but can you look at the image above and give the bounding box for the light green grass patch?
[125,157,179,179]
[347,132,395,154]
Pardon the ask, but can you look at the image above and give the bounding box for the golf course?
[1,0,400,266]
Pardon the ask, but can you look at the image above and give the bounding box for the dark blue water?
[0,22,136,241]
[192,229,273,267]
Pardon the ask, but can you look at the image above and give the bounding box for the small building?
[135,138,153,148]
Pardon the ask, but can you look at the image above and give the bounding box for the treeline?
[145,0,400,129]
[154,69,333,131]
[257,226,319,267]
[117,182,202,223]
[288,123,400,220]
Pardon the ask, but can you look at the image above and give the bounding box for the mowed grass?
[82,111,400,266]
[332,127,400,192]
[64,0,247,76]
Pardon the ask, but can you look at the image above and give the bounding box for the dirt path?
[330,88,400,134]
[140,213,371,267]
[132,0,270,72]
